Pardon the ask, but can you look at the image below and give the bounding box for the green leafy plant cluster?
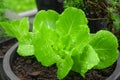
[63,0,100,10]
[107,0,120,30]
[0,0,7,21]
[0,0,9,41]
[5,0,36,12]
[64,0,84,8]
[0,7,118,79]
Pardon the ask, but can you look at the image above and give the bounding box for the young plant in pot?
[0,7,120,80]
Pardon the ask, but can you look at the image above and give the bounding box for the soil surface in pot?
[12,54,116,80]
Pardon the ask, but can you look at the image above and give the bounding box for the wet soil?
[12,54,116,80]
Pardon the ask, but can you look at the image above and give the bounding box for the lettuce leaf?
[56,53,73,79]
[33,10,59,66]
[33,10,59,32]
[0,18,34,56]
[56,7,88,39]
[89,30,119,69]
[33,26,59,66]
[72,45,99,77]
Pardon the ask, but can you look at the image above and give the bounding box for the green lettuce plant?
[0,7,118,79]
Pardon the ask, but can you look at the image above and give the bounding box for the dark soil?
[12,54,116,80]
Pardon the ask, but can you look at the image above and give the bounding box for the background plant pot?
[0,56,4,80]
[2,43,120,80]
[3,43,19,80]
[0,38,17,80]
[35,0,63,13]
[88,19,107,33]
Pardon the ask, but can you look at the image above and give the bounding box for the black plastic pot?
[88,19,107,33]
[0,38,17,80]
[35,0,63,13]
[2,43,120,80]
[0,56,4,80]
[3,43,19,80]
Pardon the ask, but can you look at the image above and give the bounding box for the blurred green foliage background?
[0,0,36,42]
[5,0,36,12]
